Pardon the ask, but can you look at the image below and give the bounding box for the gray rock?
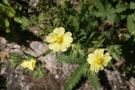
[0,37,7,50]
[105,69,129,90]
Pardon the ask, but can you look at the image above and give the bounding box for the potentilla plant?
[9,0,132,90]
[9,52,45,78]
[45,27,112,90]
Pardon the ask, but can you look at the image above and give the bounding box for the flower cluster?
[46,27,112,72]
[21,58,36,70]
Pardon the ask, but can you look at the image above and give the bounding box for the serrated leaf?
[8,53,22,69]
[64,63,88,90]
[130,2,135,9]
[107,14,119,24]
[33,67,45,78]
[23,51,36,58]
[21,16,31,30]
[0,3,15,17]
[106,4,127,15]
[38,12,46,23]
[88,71,100,90]
[92,11,104,17]
[127,14,135,33]
[57,55,86,64]
[37,49,51,58]
[114,4,127,13]
[14,17,22,24]
[107,45,122,61]
[90,0,105,13]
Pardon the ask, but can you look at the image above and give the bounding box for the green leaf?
[88,71,100,90]
[57,55,86,64]
[64,63,88,90]
[0,3,15,17]
[90,0,105,13]
[107,45,122,61]
[127,14,135,33]
[38,12,46,23]
[107,14,119,24]
[130,2,135,9]
[21,16,31,30]
[2,0,10,6]
[114,4,127,13]
[4,18,9,27]
[33,67,45,78]
[14,17,22,24]
[36,49,51,58]
[8,53,22,69]
[23,51,36,58]
[0,16,9,28]
[92,11,104,17]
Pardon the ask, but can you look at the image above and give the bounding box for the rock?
[29,0,40,6]
[105,69,129,90]
[0,37,7,50]
[26,41,48,56]
[128,77,135,90]
[0,37,91,90]
[25,41,77,76]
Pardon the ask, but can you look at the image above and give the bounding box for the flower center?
[56,36,63,44]
[96,58,104,65]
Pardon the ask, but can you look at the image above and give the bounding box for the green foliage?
[64,63,88,90]
[88,71,100,90]
[23,51,36,59]
[130,2,135,9]
[8,53,22,69]
[33,67,45,78]
[107,45,122,61]
[0,0,24,32]
[57,55,86,64]
[70,44,86,58]
[21,12,46,30]
[90,0,105,13]
[8,52,46,78]
[37,49,51,58]
[21,16,36,30]
[127,14,135,33]
[0,1,15,18]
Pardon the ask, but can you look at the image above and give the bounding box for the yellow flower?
[87,49,112,73]
[21,58,36,70]
[46,27,73,52]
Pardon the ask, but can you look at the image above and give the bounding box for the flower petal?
[94,49,104,57]
[87,54,96,64]
[48,42,60,52]
[104,53,112,63]
[64,32,72,37]
[54,27,65,36]
[21,60,28,68]
[60,45,67,52]
[53,28,59,33]
[63,32,73,43]
[46,33,56,42]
